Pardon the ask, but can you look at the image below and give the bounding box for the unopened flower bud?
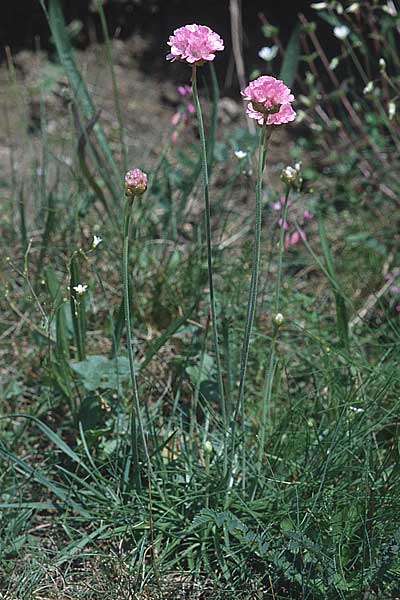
[274,313,284,327]
[379,58,386,72]
[388,101,396,120]
[346,2,359,13]
[124,168,148,197]
[204,440,213,455]
[280,166,298,187]
[363,81,374,95]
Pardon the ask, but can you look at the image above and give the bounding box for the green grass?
[1,1,400,598]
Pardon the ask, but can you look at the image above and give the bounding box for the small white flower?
[294,161,302,172]
[234,150,248,160]
[335,3,344,15]
[363,81,374,95]
[73,284,88,295]
[346,2,359,13]
[329,57,339,70]
[350,406,364,414]
[334,25,350,40]
[258,45,279,62]
[382,1,397,16]
[388,101,396,120]
[311,2,328,9]
[92,235,103,248]
[379,58,386,72]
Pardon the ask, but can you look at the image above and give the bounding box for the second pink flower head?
[166,24,224,66]
[241,76,296,126]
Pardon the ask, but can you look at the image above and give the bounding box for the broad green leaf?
[70,354,131,391]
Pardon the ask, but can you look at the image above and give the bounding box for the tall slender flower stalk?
[191,65,227,460]
[236,125,269,426]
[232,75,297,489]
[166,24,227,470]
[123,168,150,491]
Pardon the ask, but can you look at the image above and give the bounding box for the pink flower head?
[124,168,148,197]
[166,24,224,66]
[241,76,296,126]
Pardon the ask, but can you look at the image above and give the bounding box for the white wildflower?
[311,2,328,9]
[382,1,397,16]
[73,284,88,295]
[346,2,359,12]
[363,81,374,95]
[92,235,103,248]
[258,45,279,62]
[234,150,248,160]
[329,57,339,70]
[388,101,396,120]
[350,406,364,414]
[333,25,350,40]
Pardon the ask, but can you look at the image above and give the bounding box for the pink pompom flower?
[124,168,148,197]
[166,24,224,66]
[241,76,296,126]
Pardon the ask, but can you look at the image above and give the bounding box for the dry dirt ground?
[0,35,292,188]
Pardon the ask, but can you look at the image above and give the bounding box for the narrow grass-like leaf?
[43,0,120,183]
[279,24,301,87]
[318,218,349,349]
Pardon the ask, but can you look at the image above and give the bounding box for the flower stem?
[234,125,268,490]
[191,65,227,471]
[236,127,268,418]
[122,197,151,491]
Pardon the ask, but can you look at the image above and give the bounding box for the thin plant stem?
[232,126,271,488]
[235,126,268,448]
[191,65,227,473]
[122,196,159,578]
[122,197,151,489]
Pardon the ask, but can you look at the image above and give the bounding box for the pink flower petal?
[241,76,296,126]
